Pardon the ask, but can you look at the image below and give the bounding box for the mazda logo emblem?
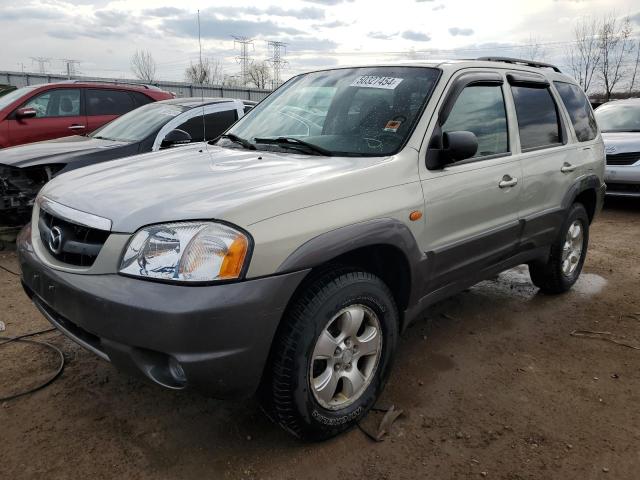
[48,226,63,255]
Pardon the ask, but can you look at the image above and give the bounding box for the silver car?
[595,98,640,197]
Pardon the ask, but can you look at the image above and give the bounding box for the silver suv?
[17,58,605,440]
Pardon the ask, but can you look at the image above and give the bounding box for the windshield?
[0,86,37,111]
[90,103,186,142]
[224,66,440,156]
[595,103,640,132]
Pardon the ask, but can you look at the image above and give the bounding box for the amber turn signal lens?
[409,210,423,221]
[219,235,249,279]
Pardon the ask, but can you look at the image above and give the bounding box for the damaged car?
[0,97,254,227]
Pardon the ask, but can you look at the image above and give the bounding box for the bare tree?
[598,15,634,101]
[629,39,640,93]
[247,61,272,89]
[222,74,242,87]
[566,17,601,93]
[185,58,223,85]
[130,50,156,83]
[522,34,547,61]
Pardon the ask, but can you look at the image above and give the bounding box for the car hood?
[41,144,398,232]
[0,135,130,168]
[601,132,640,154]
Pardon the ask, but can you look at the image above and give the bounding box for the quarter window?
[511,86,562,151]
[86,89,135,116]
[176,110,238,142]
[442,85,509,158]
[23,89,80,118]
[554,82,597,142]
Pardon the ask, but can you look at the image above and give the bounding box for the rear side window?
[86,89,135,116]
[511,86,562,151]
[554,82,597,142]
[176,109,238,142]
[131,91,153,107]
[442,85,509,158]
[23,89,80,117]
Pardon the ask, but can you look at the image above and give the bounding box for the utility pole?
[61,59,81,79]
[232,35,253,86]
[266,40,288,88]
[30,57,51,74]
[17,62,25,73]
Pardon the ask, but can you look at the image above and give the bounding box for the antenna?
[198,10,206,142]
[232,35,254,86]
[267,40,288,88]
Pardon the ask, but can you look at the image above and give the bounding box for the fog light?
[168,357,186,383]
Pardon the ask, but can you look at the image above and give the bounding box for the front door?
[419,73,522,291]
[8,88,85,145]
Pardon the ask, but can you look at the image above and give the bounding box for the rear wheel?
[263,269,399,440]
[529,202,589,293]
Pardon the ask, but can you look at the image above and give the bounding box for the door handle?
[498,175,518,189]
[561,162,576,173]
[68,124,86,130]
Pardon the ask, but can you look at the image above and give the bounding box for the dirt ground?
[1,198,639,480]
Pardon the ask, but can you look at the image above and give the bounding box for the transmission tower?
[266,41,288,88]
[61,59,81,79]
[232,35,254,86]
[30,57,51,74]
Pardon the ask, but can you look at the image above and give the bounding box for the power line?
[267,40,288,88]
[60,59,81,78]
[30,57,51,74]
[232,35,253,86]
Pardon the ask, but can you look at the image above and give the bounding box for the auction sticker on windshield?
[350,76,403,89]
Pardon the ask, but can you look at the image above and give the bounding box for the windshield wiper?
[214,133,255,150]
[254,137,332,156]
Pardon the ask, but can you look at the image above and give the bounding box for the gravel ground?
[1,198,639,480]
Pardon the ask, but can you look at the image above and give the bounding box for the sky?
[0,0,639,84]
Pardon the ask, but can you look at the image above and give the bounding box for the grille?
[606,152,640,166]
[38,209,110,267]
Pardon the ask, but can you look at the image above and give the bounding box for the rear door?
[419,70,523,290]
[8,88,85,145]
[507,73,579,250]
[85,88,137,132]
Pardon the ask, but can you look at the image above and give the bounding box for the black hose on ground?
[0,329,65,402]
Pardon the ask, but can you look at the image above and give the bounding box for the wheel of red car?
[262,267,399,441]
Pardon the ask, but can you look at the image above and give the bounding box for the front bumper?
[605,165,640,197]
[18,229,309,399]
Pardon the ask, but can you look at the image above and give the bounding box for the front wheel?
[263,269,399,440]
[529,202,589,294]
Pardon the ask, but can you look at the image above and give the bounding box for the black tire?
[528,202,589,294]
[262,268,399,441]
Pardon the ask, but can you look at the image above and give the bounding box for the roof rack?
[64,79,153,89]
[475,57,561,73]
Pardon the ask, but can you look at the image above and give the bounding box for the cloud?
[401,30,432,41]
[1,5,64,21]
[303,0,354,4]
[142,7,186,18]
[449,27,474,36]
[368,31,397,40]
[163,14,303,39]
[415,0,435,2]
[630,11,640,24]
[314,20,351,28]
[285,36,339,51]
[432,4,445,11]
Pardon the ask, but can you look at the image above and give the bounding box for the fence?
[0,71,273,102]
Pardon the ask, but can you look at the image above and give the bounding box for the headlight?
[119,221,250,283]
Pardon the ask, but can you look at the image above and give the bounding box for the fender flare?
[560,174,605,220]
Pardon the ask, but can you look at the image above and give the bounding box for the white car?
[594,98,640,197]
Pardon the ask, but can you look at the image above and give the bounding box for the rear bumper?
[18,228,309,399]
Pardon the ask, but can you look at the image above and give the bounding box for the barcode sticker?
[350,75,404,89]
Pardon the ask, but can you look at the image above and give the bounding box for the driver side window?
[442,85,509,158]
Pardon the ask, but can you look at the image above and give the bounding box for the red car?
[0,81,174,148]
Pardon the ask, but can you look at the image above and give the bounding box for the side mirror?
[440,130,478,164]
[161,129,192,148]
[15,107,37,120]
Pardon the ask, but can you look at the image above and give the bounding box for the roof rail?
[65,79,152,89]
[475,57,561,73]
